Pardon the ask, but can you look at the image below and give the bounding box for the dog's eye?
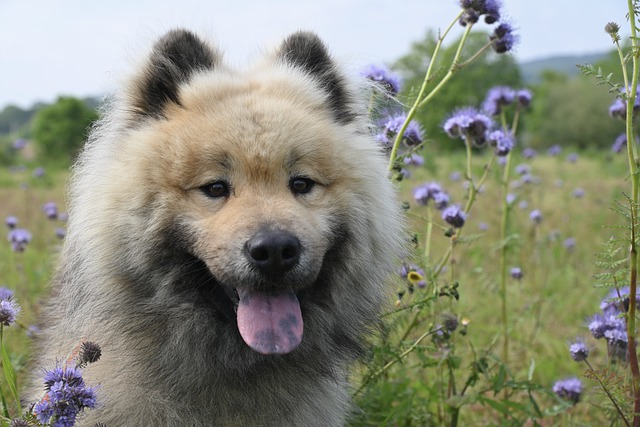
[201,181,230,198]
[289,177,315,195]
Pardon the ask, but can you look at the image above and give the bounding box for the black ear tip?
[129,29,218,120]
[278,31,330,67]
[277,32,355,125]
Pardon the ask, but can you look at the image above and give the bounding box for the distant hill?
[520,53,608,84]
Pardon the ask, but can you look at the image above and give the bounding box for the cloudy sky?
[0,0,631,108]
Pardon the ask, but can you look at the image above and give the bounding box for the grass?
[0,148,634,425]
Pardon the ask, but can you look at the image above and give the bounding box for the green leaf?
[528,358,536,382]
[1,344,20,415]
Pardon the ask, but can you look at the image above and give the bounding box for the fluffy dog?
[30,29,404,426]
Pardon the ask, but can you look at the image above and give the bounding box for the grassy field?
[0,147,634,425]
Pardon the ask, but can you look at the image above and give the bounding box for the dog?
[29,29,404,426]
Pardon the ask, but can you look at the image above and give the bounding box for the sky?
[0,0,632,109]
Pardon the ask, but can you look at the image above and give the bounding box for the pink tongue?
[236,288,303,355]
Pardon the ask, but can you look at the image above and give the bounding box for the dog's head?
[72,30,403,357]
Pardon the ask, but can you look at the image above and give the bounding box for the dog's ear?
[276,32,355,124]
[128,29,219,119]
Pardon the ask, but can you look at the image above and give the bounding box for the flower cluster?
[510,267,523,280]
[33,365,98,426]
[413,182,449,209]
[443,107,492,147]
[482,86,532,116]
[0,287,19,327]
[43,202,59,220]
[490,22,518,54]
[586,286,639,362]
[377,113,424,148]
[608,87,640,119]
[7,228,32,253]
[487,130,514,157]
[442,205,467,228]
[443,86,531,157]
[459,0,501,26]
[552,377,582,405]
[568,338,589,362]
[5,216,17,229]
[361,64,401,96]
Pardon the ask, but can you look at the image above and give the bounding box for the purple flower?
[12,139,27,151]
[569,338,589,362]
[552,377,582,404]
[506,193,517,205]
[563,237,576,251]
[482,86,515,116]
[605,326,628,346]
[0,299,20,326]
[522,147,537,159]
[377,114,424,148]
[0,287,14,301]
[490,22,518,53]
[488,129,514,156]
[572,188,585,198]
[587,314,607,339]
[35,365,98,426]
[32,167,45,178]
[515,89,532,109]
[7,228,32,252]
[459,0,502,26]
[609,88,640,119]
[518,200,528,209]
[510,267,523,280]
[529,209,543,224]
[600,286,640,316]
[55,228,66,239]
[443,107,493,147]
[478,222,488,231]
[442,205,466,228]
[449,171,462,182]
[612,133,629,153]
[43,202,58,220]
[361,64,401,96]
[5,216,17,229]
[547,144,561,156]
[567,153,579,163]
[515,164,530,175]
[413,182,449,209]
[403,153,424,167]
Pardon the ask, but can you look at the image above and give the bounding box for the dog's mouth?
[214,282,305,356]
[235,287,303,355]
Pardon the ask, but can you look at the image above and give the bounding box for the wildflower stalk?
[0,325,19,416]
[621,2,640,425]
[497,110,520,367]
[583,359,631,427]
[354,327,443,396]
[432,155,495,278]
[388,12,462,171]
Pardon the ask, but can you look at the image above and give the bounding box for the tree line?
[0,30,627,166]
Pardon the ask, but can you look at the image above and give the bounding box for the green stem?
[425,205,434,260]
[0,327,7,421]
[624,2,640,426]
[499,151,513,367]
[387,12,463,172]
[354,328,441,396]
[584,359,631,427]
[417,24,474,110]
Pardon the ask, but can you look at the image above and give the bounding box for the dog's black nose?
[245,230,301,276]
